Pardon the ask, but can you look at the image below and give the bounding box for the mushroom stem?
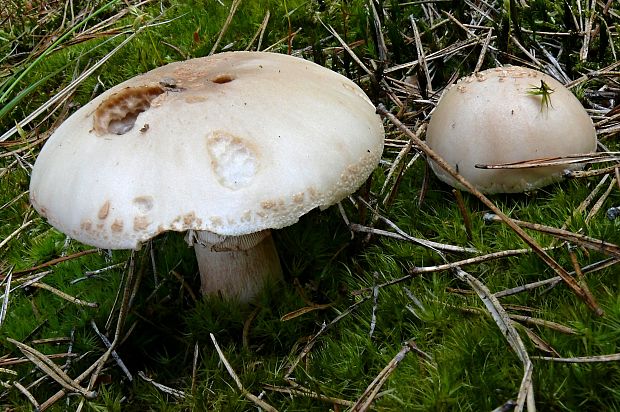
[192,230,283,302]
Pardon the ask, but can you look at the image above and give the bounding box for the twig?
[350,247,540,294]
[30,337,72,346]
[13,381,40,410]
[0,191,28,213]
[453,268,534,412]
[517,324,560,357]
[474,27,493,72]
[492,400,518,412]
[70,262,125,284]
[264,384,355,407]
[280,302,333,322]
[169,270,197,303]
[484,213,620,260]
[552,174,613,245]
[380,124,426,205]
[383,36,481,76]
[0,352,78,367]
[0,267,13,328]
[0,220,34,251]
[39,253,137,410]
[209,0,241,55]
[323,22,373,77]
[533,353,620,363]
[585,177,616,224]
[30,282,99,308]
[191,342,199,395]
[62,328,76,374]
[369,272,379,338]
[284,296,370,379]
[369,0,388,63]
[350,223,477,254]
[0,159,18,179]
[10,249,99,278]
[2,29,142,143]
[358,197,479,254]
[566,61,620,89]
[138,371,186,398]
[243,306,260,349]
[410,15,433,95]
[579,0,596,61]
[351,340,429,411]
[337,201,354,240]
[509,315,577,335]
[91,320,132,381]
[440,300,576,336]
[475,152,620,169]
[245,10,270,51]
[568,245,596,300]
[494,258,619,298]
[452,189,473,240]
[509,33,543,67]
[409,247,537,273]
[150,244,158,289]
[7,338,97,399]
[210,333,278,412]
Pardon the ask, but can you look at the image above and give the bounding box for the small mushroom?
[30,51,385,302]
[426,66,597,194]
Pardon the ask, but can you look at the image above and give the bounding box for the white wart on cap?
[426,66,597,194]
[30,51,385,302]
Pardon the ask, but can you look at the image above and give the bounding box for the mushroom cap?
[426,66,597,194]
[30,51,384,249]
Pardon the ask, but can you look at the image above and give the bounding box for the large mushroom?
[426,66,597,194]
[30,51,385,302]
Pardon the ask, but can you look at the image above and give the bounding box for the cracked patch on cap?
[93,85,165,135]
[207,131,258,190]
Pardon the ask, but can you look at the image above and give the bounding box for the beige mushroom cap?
[426,66,597,194]
[30,51,384,249]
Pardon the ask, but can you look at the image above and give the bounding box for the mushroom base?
[192,230,283,303]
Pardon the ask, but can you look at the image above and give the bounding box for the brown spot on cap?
[308,187,318,199]
[292,192,305,204]
[183,212,197,225]
[185,95,207,104]
[240,210,251,222]
[81,220,93,231]
[134,216,150,231]
[211,73,234,84]
[111,219,124,233]
[261,200,275,209]
[98,201,110,220]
